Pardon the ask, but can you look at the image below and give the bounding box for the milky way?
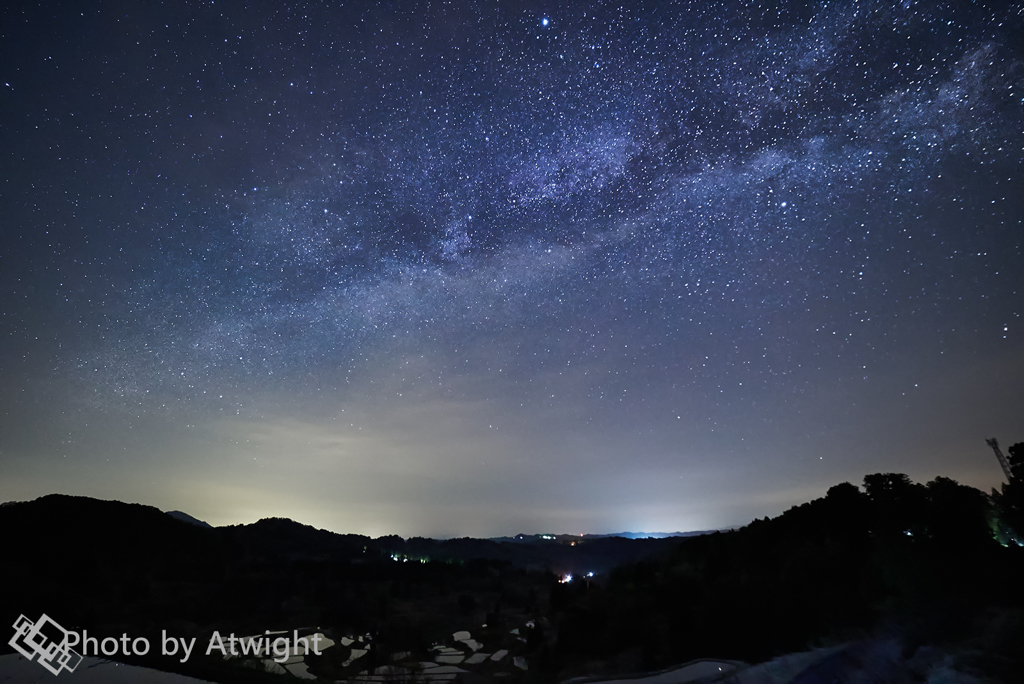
[2,0,1022,536]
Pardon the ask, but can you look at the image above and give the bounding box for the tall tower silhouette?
[986,438,1013,482]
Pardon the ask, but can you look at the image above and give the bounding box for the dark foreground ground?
[2,471,1023,682]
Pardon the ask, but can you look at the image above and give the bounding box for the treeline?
[4,451,1024,682]
[544,465,1024,681]
[0,497,540,681]
[0,494,679,682]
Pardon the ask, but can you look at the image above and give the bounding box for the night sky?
[2,0,1022,538]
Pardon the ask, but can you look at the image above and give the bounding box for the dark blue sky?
[1,0,1021,536]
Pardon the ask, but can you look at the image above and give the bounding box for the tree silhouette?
[992,442,1024,544]
[863,473,927,538]
[923,476,993,549]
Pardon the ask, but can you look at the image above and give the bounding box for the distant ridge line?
[491,530,722,542]
[166,510,214,528]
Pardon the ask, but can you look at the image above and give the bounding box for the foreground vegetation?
[2,445,1023,682]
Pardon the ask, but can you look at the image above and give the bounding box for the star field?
[1,0,1022,536]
